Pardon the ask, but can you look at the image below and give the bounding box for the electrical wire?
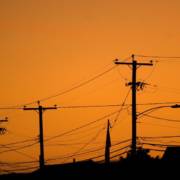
[0,160,38,166]
[142,114,180,123]
[116,68,129,82]
[0,142,39,154]
[135,54,180,59]
[0,56,128,109]
[138,121,180,130]
[11,65,117,108]
[0,101,180,110]
[45,124,106,145]
[44,109,126,142]
[141,60,158,83]
[62,126,105,163]
[111,88,131,128]
[137,105,171,118]
[59,104,129,109]
[3,166,39,172]
[81,145,131,161]
[0,144,38,160]
[141,142,180,147]
[138,135,180,139]
[46,139,131,162]
[0,137,38,147]
[109,150,130,160]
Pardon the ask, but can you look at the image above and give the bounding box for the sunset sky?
[1,0,180,172]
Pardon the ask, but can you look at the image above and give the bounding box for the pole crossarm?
[114,60,153,66]
[23,106,57,111]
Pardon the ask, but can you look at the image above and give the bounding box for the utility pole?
[105,119,111,164]
[114,54,153,157]
[23,102,57,171]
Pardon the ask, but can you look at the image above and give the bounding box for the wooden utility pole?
[114,54,153,157]
[23,102,57,170]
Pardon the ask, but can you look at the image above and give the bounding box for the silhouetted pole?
[23,102,57,171]
[132,55,137,158]
[114,54,153,157]
[105,120,111,164]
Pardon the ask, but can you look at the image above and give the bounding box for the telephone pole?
[23,102,57,170]
[114,54,153,157]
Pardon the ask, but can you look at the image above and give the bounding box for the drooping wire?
[0,141,39,154]
[141,60,158,83]
[111,88,131,128]
[9,65,118,108]
[0,137,38,147]
[0,144,38,160]
[46,139,131,163]
[44,109,125,142]
[141,114,180,123]
[62,126,106,163]
[138,121,180,130]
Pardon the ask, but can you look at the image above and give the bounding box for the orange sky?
[1,0,180,173]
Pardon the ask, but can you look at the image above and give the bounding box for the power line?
[0,137,38,147]
[46,138,131,147]
[116,68,129,82]
[137,105,171,118]
[45,124,106,145]
[59,104,129,109]
[109,150,130,160]
[0,144,38,160]
[135,54,180,59]
[82,145,131,161]
[113,139,131,146]
[0,160,38,166]
[47,145,131,164]
[141,142,180,147]
[3,166,39,172]
[44,109,126,142]
[138,135,180,139]
[142,60,158,82]
[8,65,117,108]
[111,88,131,128]
[46,139,131,162]
[142,139,180,145]
[138,121,180,130]
[0,142,39,154]
[142,114,180,123]
[62,126,105,163]
[0,101,180,110]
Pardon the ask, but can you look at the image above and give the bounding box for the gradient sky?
[1,0,180,172]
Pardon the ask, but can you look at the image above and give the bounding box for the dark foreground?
[1,159,180,179]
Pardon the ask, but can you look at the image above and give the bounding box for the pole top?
[132,54,135,61]
[37,101,41,106]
